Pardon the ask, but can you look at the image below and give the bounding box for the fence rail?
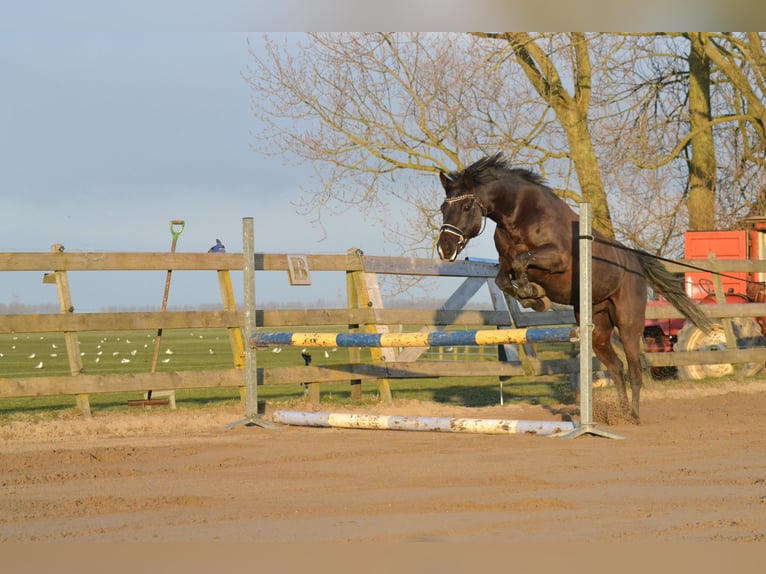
[2,246,766,414]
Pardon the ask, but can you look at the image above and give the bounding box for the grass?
[0,327,576,420]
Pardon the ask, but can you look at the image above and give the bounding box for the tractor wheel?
[675,318,766,379]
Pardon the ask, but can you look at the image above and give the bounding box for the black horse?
[436,154,711,422]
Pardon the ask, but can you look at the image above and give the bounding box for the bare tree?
[478,32,616,237]
[245,33,598,251]
[698,32,766,221]
[244,32,766,263]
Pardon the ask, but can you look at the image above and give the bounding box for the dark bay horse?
[436,154,711,422]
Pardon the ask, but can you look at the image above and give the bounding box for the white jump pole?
[272,410,575,436]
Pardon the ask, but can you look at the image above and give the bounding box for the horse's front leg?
[509,251,547,300]
[495,253,550,312]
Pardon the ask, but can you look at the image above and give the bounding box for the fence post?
[224,217,277,430]
[217,269,247,403]
[48,244,91,418]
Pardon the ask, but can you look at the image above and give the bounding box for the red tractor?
[643,216,766,379]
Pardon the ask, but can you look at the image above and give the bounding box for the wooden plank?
[0,369,243,398]
[5,250,766,275]
[255,253,502,276]
[642,347,766,367]
[255,253,361,272]
[360,255,499,277]
[260,361,526,386]
[644,302,766,321]
[257,308,513,327]
[0,252,245,271]
[664,258,766,274]
[0,310,243,333]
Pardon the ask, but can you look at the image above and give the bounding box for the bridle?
[438,194,488,250]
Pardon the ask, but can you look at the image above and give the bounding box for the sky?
[1,30,499,311]
[3,4,757,312]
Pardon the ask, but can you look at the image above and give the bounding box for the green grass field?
[0,328,574,419]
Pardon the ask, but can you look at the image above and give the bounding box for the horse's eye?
[463,203,472,212]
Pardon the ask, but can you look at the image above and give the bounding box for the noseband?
[438,194,488,249]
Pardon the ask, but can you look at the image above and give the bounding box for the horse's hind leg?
[619,327,644,423]
[591,314,631,417]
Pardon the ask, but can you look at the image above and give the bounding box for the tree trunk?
[499,32,615,238]
[686,34,717,231]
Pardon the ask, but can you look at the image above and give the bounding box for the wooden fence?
[2,243,766,416]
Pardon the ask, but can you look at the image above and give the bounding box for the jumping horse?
[436,154,711,422]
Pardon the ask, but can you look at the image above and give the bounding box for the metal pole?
[242,216,258,419]
[224,217,277,430]
[559,203,624,439]
[579,204,593,427]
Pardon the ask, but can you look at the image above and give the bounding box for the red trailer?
[643,216,766,379]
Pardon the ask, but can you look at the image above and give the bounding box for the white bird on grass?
[34,361,43,369]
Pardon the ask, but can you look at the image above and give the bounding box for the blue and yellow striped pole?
[249,326,578,349]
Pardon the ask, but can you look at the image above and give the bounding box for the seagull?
[34,361,43,369]
[121,358,131,364]
[162,358,171,363]
[28,353,36,358]
[208,239,225,253]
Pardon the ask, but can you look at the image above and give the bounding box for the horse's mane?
[450,153,551,189]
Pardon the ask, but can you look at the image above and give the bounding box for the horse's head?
[436,171,486,261]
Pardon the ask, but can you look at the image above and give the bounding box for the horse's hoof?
[512,281,546,300]
[518,297,550,312]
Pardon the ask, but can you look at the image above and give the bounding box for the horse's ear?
[439,171,451,191]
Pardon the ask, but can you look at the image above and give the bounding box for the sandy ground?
[2,380,766,546]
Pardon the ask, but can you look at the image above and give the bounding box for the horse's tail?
[636,252,713,333]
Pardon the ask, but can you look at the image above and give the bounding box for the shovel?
[130,220,184,406]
